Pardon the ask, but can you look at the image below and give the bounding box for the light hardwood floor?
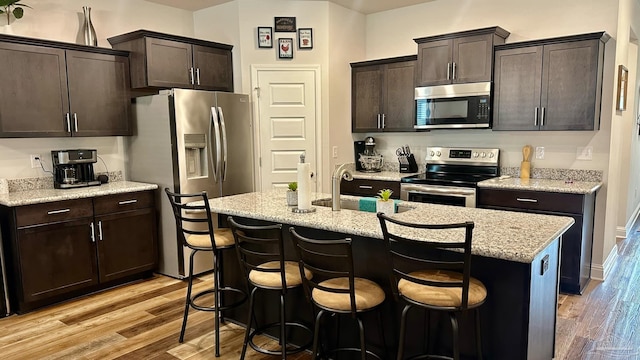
[1,224,639,359]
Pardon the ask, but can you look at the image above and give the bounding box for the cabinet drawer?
[93,191,154,215]
[477,188,583,214]
[16,198,94,227]
[341,179,401,199]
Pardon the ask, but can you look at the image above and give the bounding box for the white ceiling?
[144,0,434,14]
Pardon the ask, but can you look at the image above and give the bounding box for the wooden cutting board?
[521,145,533,179]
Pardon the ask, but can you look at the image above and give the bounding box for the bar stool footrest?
[247,321,313,356]
[190,287,247,312]
[322,347,384,360]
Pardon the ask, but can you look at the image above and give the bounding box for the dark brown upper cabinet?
[351,56,417,133]
[414,27,509,86]
[492,32,609,131]
[0,34,131,138]
[108,30,233,92]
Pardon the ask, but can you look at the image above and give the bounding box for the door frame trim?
[250,64,323,192]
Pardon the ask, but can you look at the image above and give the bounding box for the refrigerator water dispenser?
[184,134,207,179]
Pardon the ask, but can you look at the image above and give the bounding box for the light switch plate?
[332,146,338,158]
[576,146,593,160]
[535,147,545,160]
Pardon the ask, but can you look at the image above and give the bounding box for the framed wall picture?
[257,27,273,48]
[274,17,296,32]
[616,64,629,111]
[298,28,313,49]
[278,38,293,59]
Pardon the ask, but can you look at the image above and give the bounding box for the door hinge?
[254,87,261,98]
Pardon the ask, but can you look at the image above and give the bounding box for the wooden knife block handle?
[520,161,531,179]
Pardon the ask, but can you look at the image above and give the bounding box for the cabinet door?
[352,65,383,132]
[66,51,132,136]
[95,208,157,283]
[416,39,451,86]
[341,179,400,199]
[541,40,600,131]
[452,34,494,83]
[145,37,193,88]
[383,61,416,131]
[16,218,98,303]
[0,42,70,137]
[492,46,543,131]
[193,45,233,92]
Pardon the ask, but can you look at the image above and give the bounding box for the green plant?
[377,188,393,201]
[0,0,31,25]
[287,181,298,192]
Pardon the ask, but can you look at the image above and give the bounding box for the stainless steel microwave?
[414,82,491,130]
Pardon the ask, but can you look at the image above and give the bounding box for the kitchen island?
[205,190,574,359]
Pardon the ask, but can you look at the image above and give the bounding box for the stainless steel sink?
[311,198,412,213]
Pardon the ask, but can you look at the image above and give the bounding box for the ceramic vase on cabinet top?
[82,6,97,46]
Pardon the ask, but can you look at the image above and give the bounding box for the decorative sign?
[298,28,313,49]
[278,38,293,59]
[274,16,296,32]
[257,27,272,48]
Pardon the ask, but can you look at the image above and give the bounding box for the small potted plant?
[0,1,31,25]
[376,188,395,214]
[286,181,298,206]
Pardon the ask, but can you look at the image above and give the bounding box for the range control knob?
[430,151,435,157]
[436,151,441,156]
[489,152,495,158]
[481,152,487,158]
[473,152,479,158]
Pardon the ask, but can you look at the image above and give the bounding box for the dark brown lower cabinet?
[0,190,157,313]
[340,178,401,199]
[477,188,596,294]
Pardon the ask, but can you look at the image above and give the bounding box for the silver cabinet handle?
[447,62,451,80]
[98,220,103,241]
[189,67,195,85]
[358,185,373,189]
[452,62,457,80]
[516,198,538,203]
[118,199,138,205]
[47,209,70,215]
[73,113,78,132]
[90,222,96,243]
[541,107,546,126]
[196,68,201,85]
[382,114,385,128]
[65,113,71,133]
[377,114,381,129]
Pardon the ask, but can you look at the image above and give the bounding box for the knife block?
[399,154,419,173]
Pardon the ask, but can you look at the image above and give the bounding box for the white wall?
[0,0,194,180]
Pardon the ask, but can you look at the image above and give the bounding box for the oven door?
[400,183,476,207]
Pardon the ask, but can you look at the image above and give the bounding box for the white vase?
[286,191,298,206]
[1,24,13,35]
[376,199,395,214]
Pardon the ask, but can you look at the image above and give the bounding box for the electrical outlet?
[576,146,593,160]
[30,154,40,169]
[535,147,545,160]
[332,146,338,158]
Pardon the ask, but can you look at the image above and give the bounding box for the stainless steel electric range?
[400,147,500,207]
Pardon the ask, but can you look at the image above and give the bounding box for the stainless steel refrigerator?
[127,89,254,278]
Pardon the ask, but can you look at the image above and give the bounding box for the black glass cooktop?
[401,164,499,188]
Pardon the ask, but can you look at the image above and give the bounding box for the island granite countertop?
[204,189,574,264]
[478,177,602,194]
[0,181,158,207]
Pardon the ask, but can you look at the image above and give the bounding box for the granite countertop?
[202,189,574,264]
[0,181,159,207]
[351,170,419,182]
[478,176,602,194]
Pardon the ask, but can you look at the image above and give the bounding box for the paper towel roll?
[297,162,311,210]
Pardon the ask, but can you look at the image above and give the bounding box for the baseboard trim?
[616,226,627,239]
[591,244,619,281]
[619,201,640,239]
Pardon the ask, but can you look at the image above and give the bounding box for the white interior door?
[254,68,318,191]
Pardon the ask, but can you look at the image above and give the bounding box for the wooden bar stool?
[164,189,246,357]
[378,213,486,360]
[227,217,313,359]
[289,227,386,360]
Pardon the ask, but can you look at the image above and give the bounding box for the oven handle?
[401,184,475,197]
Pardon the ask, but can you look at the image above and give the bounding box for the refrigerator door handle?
[217,106,228,181]
[209,107,222,183]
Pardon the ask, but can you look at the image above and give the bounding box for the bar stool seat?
[312,277,385,311]
[249,261,312,288]
[185,228,235,248]
[398,270,487,308]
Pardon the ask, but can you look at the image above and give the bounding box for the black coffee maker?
[52,149,101,189]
